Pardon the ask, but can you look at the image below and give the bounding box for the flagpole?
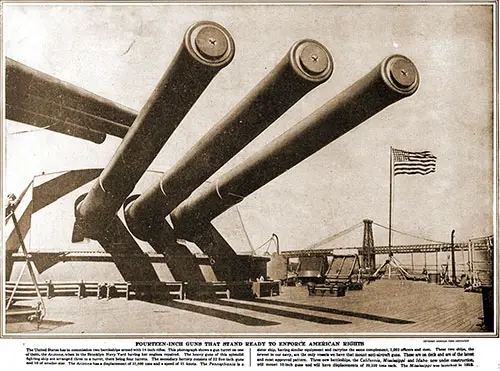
[388,146,393,257]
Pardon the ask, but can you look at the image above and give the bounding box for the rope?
[253,234,279,255]
[6,104,59,134]
[235,205,254,252]
[372,222,446,244]
[254,236,274,252]
[8,125,53,135]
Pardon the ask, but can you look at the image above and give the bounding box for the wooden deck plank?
[6,279,488,334]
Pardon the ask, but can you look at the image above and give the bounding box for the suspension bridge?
[257,219,493,257]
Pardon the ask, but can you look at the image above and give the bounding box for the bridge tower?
[362,219,376,273]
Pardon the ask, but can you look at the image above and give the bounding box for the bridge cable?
[372,222,446,244]
[305,221,365,250]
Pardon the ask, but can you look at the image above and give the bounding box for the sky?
[3,3,495,253]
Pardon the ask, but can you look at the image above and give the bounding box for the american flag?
[392,148,437,176]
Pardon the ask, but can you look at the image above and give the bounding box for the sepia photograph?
[2,2,496,337]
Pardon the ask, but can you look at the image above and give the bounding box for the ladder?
[5,198,45,325]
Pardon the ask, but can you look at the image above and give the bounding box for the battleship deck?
[5,280,486,334]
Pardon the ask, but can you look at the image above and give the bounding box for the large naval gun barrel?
[171,55,420,239]
[5,57,138,143]
[125,39,334,239]
[73,21,235,238]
